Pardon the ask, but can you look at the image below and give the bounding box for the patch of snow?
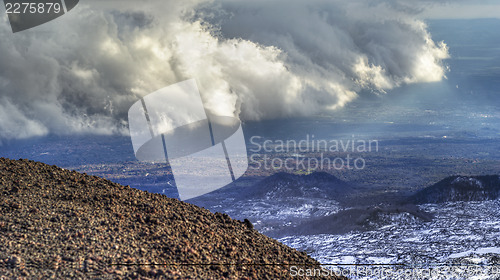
[448,247,500,259]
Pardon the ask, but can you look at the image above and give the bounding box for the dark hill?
[409,175,500,204]
[0,158,343,279]
[240,172,351,202]
[269,204,433,237]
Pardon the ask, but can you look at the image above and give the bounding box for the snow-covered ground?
[280,200,500,279]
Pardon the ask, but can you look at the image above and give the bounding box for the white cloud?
[0,0,450,141]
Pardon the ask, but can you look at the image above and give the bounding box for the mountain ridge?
[409,175,500,204]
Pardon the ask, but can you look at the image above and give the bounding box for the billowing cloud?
[0,0,449,141]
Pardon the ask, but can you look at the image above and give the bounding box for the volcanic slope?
[0,158,344,279]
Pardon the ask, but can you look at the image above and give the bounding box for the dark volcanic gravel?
[0,158,343,279]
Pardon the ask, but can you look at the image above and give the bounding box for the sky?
[0,0,497,143]
[421,2,500,19]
